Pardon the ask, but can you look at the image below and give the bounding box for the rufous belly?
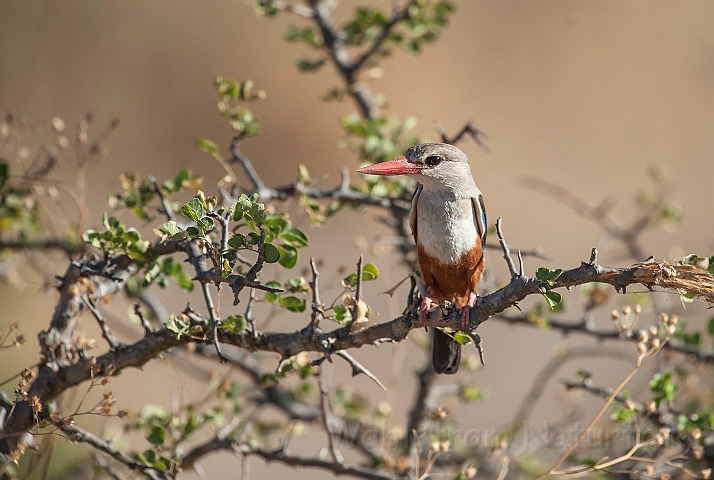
[416,243,484,308]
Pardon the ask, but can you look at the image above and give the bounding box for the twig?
[495,217,520,278]
[335,351,386,390]
[406,363,435,455]
[537,327,672,478]
[510,346,631,434]
[525,178,648,261]
[81,296,120,350]
[239,444,395,480]
[55,420,168,480]
[201,283,227,363]
[92,453,127,480]
[133,302,155,335]
[435,120,490,151]
[149,175,174,222]
[318,366,345,466]
[309,257,323,329]
[348,0,416,73]
[230,136,270,198]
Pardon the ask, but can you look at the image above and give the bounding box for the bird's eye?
[425,155,442,167]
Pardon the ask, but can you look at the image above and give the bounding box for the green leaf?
[281,227,309,247]
[186,226,200,237]
[146,426,167,445]
[278,295,306,312]
[547,268,563,282]
[198,216,215,232]
[361,263,379,281]
[235,194,252,215]
[543,290,562,310]
[453,332,473,346]
[223,314,247,334]
[176,272,194,291]
[264,243,280,263]
[161,221,182,237]
[228,234,245,249]
[343,272,358,288]
[535,267,550,281]
[82,229,97,243]
[195,138,219,154]
[277,244,298,269]
[123,228,141,243]
[181,198,204,222]
[264,281,281,303]
[334,304,350,323]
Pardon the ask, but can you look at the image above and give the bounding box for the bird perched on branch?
[357,143,487,374]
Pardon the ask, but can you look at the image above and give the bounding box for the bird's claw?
[419,286,434,328]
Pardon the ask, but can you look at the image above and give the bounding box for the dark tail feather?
[432,328,461,374]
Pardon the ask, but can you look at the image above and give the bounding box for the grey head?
[405,143,477,195]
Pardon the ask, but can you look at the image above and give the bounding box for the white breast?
[416,191,478,265]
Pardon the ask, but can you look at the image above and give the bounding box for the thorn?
[472,333,485,365]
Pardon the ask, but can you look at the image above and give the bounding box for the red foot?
[459,292,477,331]
[419,286,434,327]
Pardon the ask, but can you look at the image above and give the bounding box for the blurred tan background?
[2,1,714,478]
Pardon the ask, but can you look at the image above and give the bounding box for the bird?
[357,143,486,374]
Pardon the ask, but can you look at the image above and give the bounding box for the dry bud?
[30,396,42,413]
[669,315,678,325]
[701,468,711,479]
[637,329,649,343]
[430,441,441,452]
[649,325,659,337]
[692,427,702,440]
[666,324,676,335]
[622,305,632,315]
[645,465,655,475]
[624,399,635,411]
[693,445,704,459]
[464,466,478,478]
[659,473,671,480]
[659,312,669,323]
[647,400,657,412]
[634,304,642,314]
[650,338,661,349]
[611,310,620,320]
[435,406,448,419]
[439,440,450,452]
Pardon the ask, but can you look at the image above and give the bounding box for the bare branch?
[496,217,520,279]
[435,120,490,151]
[318,367,345,465]
[349,0,416,73]
[335,350,386,390]
[81,296,120,350]
[149,175,174,222]
[55,420,168,480]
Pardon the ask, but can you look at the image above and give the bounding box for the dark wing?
[409,183,423,241]
[471,193,487,251]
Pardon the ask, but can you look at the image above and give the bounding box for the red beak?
[357,157,424,176]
